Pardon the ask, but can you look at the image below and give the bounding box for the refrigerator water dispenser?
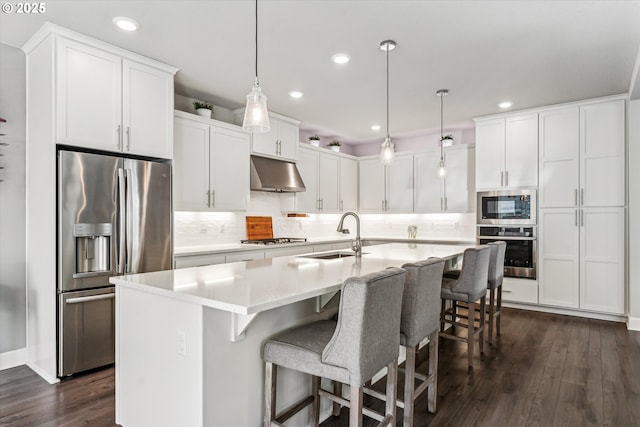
[74,223,112,274]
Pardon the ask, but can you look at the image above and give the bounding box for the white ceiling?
[2,0,640,144]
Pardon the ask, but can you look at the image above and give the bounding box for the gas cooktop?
[240,238,308,245]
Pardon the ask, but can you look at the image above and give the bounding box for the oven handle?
[476,236,536,241]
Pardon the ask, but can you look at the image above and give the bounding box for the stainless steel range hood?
[250,155,306,193]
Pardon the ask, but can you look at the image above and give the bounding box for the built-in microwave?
[477,189,537,225]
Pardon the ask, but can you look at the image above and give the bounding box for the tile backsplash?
[175,193,476,247]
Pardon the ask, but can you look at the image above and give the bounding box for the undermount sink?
[299,251,361,260]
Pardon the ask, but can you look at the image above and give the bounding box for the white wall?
[0,43,27,364]
[628,99,640,329]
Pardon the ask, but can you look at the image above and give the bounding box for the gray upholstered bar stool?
[262,267,406,427]
[443,241,506,345]
[362,258,445,426]
[439,246,491,368]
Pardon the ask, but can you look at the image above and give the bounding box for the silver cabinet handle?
[125,126,131,151]
[580,188,584,206]
[580,209,584,227]
[500,171,504,187]
[444,197,448,211]
[116,125,122,149]
[66,293,115,304]
[212,190,215,208]
[440,197,443,211]
[502,289,512,294]
[504,170,508,187]
[575,209,578,226]
[340,200,343,211]
[574,189,578,206]
[206,190,211,207]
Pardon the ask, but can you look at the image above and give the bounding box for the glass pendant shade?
[243,78,270,133]
[438,159,447,177]
[380,136,395,165]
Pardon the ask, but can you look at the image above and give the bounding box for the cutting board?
[245,216,273,240]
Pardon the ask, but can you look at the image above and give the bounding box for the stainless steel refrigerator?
[57,149,172,377]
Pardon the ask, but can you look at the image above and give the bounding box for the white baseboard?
[26,361,60,384]
[627,316,640,331]
[0,347,27,371]
[502,302,628,323]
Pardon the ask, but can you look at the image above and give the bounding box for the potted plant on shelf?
[440,134,454,147]
[308,135,320,147]
[328,140,341,152]
[193,101,213,118]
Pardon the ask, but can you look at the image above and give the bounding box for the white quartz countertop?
[174,236,474,256]
[111,243,473,315]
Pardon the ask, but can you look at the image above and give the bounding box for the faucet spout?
[336,211,362,258]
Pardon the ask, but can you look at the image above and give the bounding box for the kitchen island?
[110,243,472,427]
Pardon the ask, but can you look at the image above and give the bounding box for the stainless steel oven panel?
[477,189,537,225]
[58,287,115,377]
[478,236,537,280]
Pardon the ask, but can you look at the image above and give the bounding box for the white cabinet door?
[413,152,442,213]
[538,208,580,308]
[56,37,122,152]
[319,154,340,212]
[296,148,319,212]
[505,114,538,188]
[443,146,474,212]
[277,120,299,162]
[251,117,299,162]
[122,59,174,159]
[173,118,210,211]
[386,155,414,212]
[475,119,505,190]
[580,100,625,207]
[359,158,385,212]
[339,158,358,211]
[210,125,250,211]
[579,207,625,314]
[539,108,579,208]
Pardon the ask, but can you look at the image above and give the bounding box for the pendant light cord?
[255,0,258,79]
[386,46,390,138]
[440,92,444,160]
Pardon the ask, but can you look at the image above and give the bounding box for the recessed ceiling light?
[288,91,304,99]
[331,54,351,65]
[113,17,139,32]
[498,101,513,109]
[371,125,381,131]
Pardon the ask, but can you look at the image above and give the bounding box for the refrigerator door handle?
[117,168,127,274]
[125,169,133,273]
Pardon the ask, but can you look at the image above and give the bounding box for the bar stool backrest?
[454,246,492,300]
[322,267,406,386]
[487,241,507,290]
[400,258,445,347]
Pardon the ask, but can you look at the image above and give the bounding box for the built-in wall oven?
[477,226,536,279]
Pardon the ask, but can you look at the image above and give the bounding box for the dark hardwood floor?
[1,308,639,426]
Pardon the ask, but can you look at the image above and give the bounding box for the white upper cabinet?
[339,157,358,212]
[538,107,580,208]
[359,155,413,213]
[249,114,300,162]
[173,113,250,212]
[539,99,625,208]
[296,146,356,213]
[580,99,625,207]
[55,36,175,158]
[414,146,475,213]
[475,113,538,190]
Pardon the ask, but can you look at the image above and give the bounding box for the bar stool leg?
[427,330,439,413]
[479,295,486,356]
[386,359,398,424]
[264,362,276,427]
[310,375,320,427]
[440,299,446,332]
[403,346,417,427]
[332,381,341,416]
[467,300,475,368]
[488,288,495,345]
[350,385,364,427]
[497,286,503,336]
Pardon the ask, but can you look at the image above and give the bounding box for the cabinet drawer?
[225,251,265,263]
[502,278,538,304]
[174,254,226,269]
[265,246,313,258]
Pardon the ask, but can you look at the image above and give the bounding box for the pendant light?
[243,0,270,133]
[380,40,396,165]
[436,89,448,177]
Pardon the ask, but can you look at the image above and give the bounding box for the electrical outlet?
[177,330,186,356]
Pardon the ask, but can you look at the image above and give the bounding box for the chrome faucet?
[336,211,362,258]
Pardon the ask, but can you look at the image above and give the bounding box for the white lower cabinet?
[225,251,265,263]
[173,113,250,212]
[502,278,538,304]
[538,207,625,314]
[175,254,226,269]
